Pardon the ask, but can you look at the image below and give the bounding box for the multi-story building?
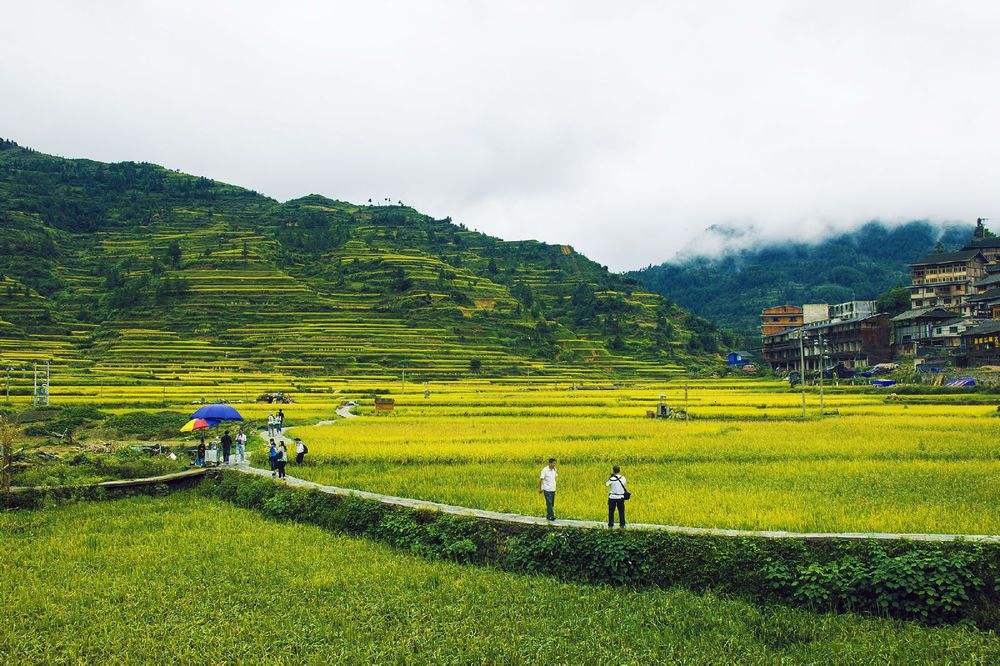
[760,305,802,336]
[829,300,876,321]
[761,309,891,373]
[963,218,1000,263]
[907,249,987,313]
[890,306,956,353]
[803,303,829,324]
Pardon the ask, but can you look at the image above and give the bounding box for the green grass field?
[2,493,998,664]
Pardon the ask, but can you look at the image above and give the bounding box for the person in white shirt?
[606,465,627,528]
[295,437,307,464]
[266,413,276,437]
[235,428,247,464]
[538,458,558,521]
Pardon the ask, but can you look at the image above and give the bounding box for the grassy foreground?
[1,494,998,663]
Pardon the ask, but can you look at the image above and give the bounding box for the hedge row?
[6,474,203,509]
[202,472,1000,628]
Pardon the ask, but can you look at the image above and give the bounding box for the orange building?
[761,305,803,336]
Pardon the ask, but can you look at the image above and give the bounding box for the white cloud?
[2,1,999,270]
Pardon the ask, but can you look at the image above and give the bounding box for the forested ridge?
[629,221,973,337]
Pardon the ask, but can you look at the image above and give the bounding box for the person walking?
[235,428,247,464]
[538,458,558,521]
[195,440,206,467]
[268,439,278,477]
[276,442,288,479]
[220,429,233,465]
[266,413,276,438]
[277,409,285,431]
[606,465,628,529]
[295,437,307,465]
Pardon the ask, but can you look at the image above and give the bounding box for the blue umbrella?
[191,404,244,421]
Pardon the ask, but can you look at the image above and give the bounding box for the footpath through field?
[231,457,1000,544]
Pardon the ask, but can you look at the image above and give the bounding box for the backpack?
[302,444,308,454]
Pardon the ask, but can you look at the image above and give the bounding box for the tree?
[876,285,911,316]
[167,240,182,267]
[242,239,249,265]
[0,414,16,508]
[469,358,483,373]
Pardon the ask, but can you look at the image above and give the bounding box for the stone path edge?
[229,465,1000,544]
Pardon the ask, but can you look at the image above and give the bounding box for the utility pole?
[798,330,806,419]
[818,335,825,413]
[4,365,11,405]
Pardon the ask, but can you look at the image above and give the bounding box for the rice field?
[269,380,1000,535]
[2,493,997,663]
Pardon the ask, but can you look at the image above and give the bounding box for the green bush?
[103,411,185,439]
[201,473,1000,628]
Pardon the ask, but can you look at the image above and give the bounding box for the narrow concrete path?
[335,404,358,419]
[229,465,1000,543]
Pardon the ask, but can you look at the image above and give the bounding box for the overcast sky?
[3,2,1000,270]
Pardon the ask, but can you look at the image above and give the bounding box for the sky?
[3,1,1000,270]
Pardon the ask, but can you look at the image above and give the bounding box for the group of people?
[266,410,285,437]
[195,427,248,466]
[539,459,630,528]
[267,437,308,479]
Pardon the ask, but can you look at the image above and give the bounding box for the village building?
[761,307,891,373]
[907,249,987,312]
[760,305,803,336]
[965,287,1000,319]
[829,300,876,321]
[802,303,829,324]
[962,218,1000,263]
[889,307,956,353]
[961,320,1000,366]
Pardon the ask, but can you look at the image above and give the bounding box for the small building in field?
[726,351,753,367]
[760,305,802,336]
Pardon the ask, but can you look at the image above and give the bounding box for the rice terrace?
[5,4,1000,662]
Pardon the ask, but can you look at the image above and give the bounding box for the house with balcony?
[907,249,987,314]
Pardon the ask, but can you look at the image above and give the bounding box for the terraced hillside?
[0,139,728,392]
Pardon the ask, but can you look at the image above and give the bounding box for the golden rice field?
[9,375,1000,535]
[265,379,1000,535]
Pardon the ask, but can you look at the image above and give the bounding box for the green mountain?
[0,139,727,383]
[628,221,973,338]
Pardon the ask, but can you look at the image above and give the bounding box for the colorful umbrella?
[180,418,212,432]
[190,404,244,421]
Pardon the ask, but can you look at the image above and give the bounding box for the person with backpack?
[295,437,307,464]
[276,442,288,479]
[268,439,278,477]
[605,465,629,528]
[266,413,276,437]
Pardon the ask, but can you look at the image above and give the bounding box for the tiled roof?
[909,249,984,266]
